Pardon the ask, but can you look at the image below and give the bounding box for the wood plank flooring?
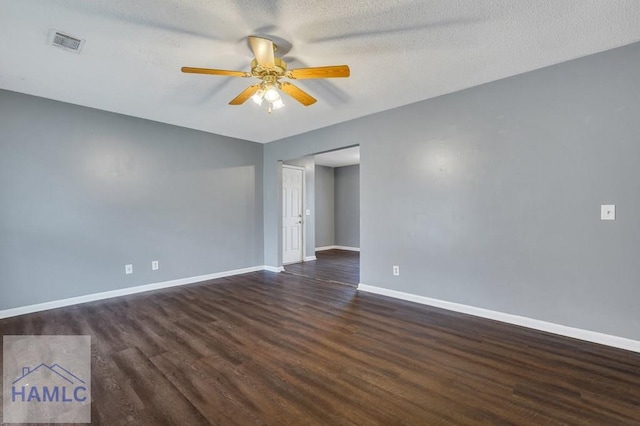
[1,270,639,425]
[284,249,359,286]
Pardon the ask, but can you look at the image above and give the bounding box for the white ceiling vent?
[48,29,85,53]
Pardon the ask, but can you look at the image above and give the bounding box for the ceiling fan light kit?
[251,83,285,114]
[182,36,350,113]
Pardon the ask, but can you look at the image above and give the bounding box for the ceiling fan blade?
[279,82,317,106]
[287,65,350,80]
[229,84,261,105]
[249,36,275,68]
[181,67,250,77]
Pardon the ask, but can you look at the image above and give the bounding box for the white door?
[282,166,304,264]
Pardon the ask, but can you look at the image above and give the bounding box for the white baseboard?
[263,265,285,273]
[304,256,317,261]
[0,265,268,319]
[357,283,640,354]
[316,245,360,252]
[335,246,360,252]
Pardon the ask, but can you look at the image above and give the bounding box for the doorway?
[281,146,360,286]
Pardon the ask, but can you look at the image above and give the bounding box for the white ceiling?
[315,146,360,168]
[2,1,640,144]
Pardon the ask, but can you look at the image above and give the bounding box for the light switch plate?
[305,209,311,216]
[601,205,615,221]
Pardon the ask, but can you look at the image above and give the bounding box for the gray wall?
[314,165,335,248]
[0,90,263,310]
[334,165,360,248]
[264,42,640,341]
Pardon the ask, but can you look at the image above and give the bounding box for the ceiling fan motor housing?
[251,58,287,82]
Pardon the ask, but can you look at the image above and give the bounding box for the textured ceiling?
[2,1,640,143]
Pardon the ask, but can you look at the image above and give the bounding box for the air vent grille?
[53,33,81,50]
[48,29,85,53]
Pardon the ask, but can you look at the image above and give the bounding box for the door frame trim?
[281,164,306,264]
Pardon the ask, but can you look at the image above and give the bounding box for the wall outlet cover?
[601,205,615,221]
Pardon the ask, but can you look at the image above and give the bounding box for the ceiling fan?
[181,36,350,113]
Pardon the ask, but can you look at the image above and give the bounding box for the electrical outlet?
[601,205,615,221]
[125,264,133,275]
[393,265,400,276]
[152,260,159,270]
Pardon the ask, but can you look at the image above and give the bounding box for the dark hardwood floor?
[1,270,640,425]
[284,249,359,286]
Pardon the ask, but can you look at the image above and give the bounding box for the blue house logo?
[12,363,88,403]
[4,335,91,423]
